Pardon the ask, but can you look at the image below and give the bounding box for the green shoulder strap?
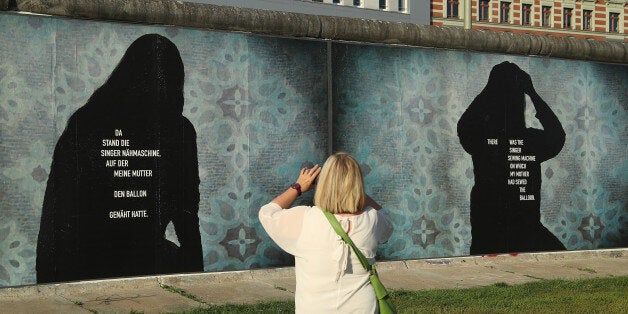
[323,210,372,273]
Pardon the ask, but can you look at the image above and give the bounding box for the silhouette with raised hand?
[458,61,566,255]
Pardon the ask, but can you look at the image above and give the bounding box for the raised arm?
[270,165,320,209]
[258,165,321,254]
[521,72,566,162]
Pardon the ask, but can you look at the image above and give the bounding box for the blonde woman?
[259,152,393,313]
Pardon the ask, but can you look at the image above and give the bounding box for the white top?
[259,202,393,313]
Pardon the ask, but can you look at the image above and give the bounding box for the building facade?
[321,0,409,12]
[311,0,626,41]
[432,0,627,41]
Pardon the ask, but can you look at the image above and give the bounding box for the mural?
[36,34,203,283]
[457,61,566,254]
[332,44,626,259]
[0,14,328,286]
[0,13,626,287]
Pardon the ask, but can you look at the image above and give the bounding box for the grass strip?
[176,300,294,313]
[392,276,628,313]
[171,276,627,313]
[161,284,206,304]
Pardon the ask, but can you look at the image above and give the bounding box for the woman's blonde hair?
[314,152,365,214]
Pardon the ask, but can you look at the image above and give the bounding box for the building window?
[542,6,552,27]
[582,10,592,30]
[380,0,386,9]
[521,4,532,25]
[609,13,619,33]
[333,0,340,4]
[354,0,361,6]
[478,0,490,21]
[447,0,459,18]
[563,8,572,29]
[399,0,405,11]
[500,2,510,23]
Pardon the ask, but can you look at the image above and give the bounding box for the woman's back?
[259,152,392,313]
[259,203,392,313]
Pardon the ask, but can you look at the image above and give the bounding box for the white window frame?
[580,3,595,31]
[398,0,407,12]
[607,4,623,33]
[499,0,513,24]
[562,6,574,29]
[540,1,553,27]
[477,0,491,22]
[444,0,461,19]
[520,0,534,26]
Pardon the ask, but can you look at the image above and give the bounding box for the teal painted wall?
[0,13,625,286]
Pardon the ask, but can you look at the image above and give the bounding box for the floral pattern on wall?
[0,14,327,285]
[332,44,627,259]
[0,12,626,287]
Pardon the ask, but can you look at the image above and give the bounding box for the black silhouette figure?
[457,61,566,255]
[37,34,203,283]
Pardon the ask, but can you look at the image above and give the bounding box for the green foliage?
[161,284,206,304]
[177,301,294,313]
[72,299,97,313]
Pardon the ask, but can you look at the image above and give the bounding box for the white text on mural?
[506,139,535,201]
[102,129,159,219]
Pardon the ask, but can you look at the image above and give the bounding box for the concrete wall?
[186,0,430,24]
[0,1,626,287]
[3,0,627,63]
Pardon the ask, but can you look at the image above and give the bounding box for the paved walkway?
[0,248,626,313]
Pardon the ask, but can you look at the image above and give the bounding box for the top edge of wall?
[3,0,627,63]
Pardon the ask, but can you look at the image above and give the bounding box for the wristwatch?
[290,182,302,196]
